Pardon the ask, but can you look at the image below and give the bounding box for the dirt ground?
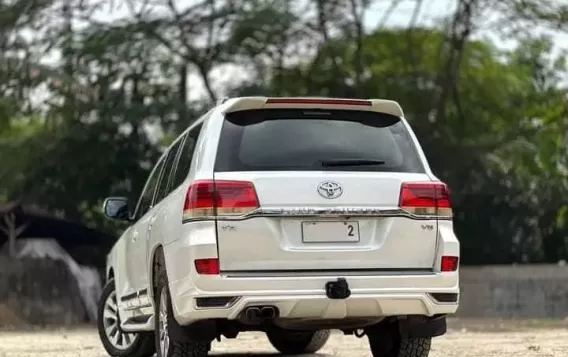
[1,320,567,357]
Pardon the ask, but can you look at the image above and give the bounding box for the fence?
[458,265,568,319]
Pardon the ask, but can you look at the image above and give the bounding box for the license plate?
[301,221,360,243]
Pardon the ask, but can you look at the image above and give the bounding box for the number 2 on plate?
[347,224,354,236]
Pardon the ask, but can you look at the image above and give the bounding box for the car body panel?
[101,97,460,333]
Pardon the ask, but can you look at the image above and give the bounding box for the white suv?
[97,97,459,357]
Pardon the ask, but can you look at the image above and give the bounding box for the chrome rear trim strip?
[183,207,452,223]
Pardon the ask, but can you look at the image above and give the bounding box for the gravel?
[1,323,568,357]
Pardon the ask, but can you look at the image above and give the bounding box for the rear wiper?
[319,159,386,167]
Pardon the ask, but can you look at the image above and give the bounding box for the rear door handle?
[132,231,139,242]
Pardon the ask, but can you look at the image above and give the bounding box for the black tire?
[154,269,210,357]
[97,279,155,357]
[368,331,431,357]
[266,329,330,355]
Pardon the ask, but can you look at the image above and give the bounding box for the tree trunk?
[1,213,28,258]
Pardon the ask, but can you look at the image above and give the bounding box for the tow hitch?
[325,278,351,299]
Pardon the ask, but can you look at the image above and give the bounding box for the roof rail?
[216,96,230,106]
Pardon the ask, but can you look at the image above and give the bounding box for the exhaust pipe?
[260,306,276,319]
[245,307,261,322]
[242,306,278,324]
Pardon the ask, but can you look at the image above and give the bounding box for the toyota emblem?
[317,181,343,199]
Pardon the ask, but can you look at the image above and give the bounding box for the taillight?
[441,256,459,272]
[399,182,452,218]
[195,258,220,275]
[183,180,260,220]
[184,181,216,218]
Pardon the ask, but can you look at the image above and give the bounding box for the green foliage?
[0,0,567,263]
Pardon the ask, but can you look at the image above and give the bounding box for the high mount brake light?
[266,98,372,106]
[183,180,260,220]
[399,182,452,217]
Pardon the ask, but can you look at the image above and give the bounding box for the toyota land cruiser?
[97,97,460,357]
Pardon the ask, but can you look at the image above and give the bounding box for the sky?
[366,0,568,51]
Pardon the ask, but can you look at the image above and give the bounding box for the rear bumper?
[163,220,460,327]
[168,272,459,326]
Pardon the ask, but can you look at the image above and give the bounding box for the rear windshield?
[214,109,425,173]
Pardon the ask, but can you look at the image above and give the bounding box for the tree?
[252,28,568,264]
[0,0,566,263]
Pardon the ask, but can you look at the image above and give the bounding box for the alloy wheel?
[158,287,170,357]
[102,291,137,350]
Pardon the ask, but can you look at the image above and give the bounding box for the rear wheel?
[367,325,431,357]
[266,329,330,355]
[97,280,155,357]
[155,270,210,357]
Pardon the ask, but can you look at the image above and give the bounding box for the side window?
[135,157,165,220]
[171,123,203,190]
[154,138,184,204]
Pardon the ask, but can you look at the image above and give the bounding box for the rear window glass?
[215,109,425,173]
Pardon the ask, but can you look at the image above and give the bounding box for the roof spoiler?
[222,97,404,117]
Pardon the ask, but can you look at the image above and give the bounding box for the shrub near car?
[97,97,460,357]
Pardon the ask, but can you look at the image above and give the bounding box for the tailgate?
[211,107,438,273]
[214,171,437,272]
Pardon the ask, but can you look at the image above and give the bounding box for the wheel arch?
[149,244,165,301]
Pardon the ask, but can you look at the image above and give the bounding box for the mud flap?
[181,320,218,341]
[398,315,447,339]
